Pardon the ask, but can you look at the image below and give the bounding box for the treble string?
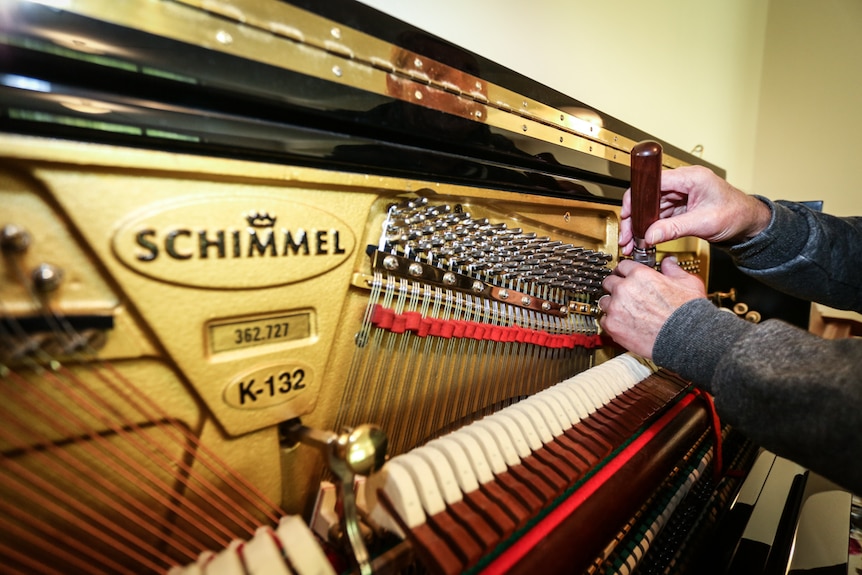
[375,279,422,455]
[422,289,463,445]
[333,270,383,437]
[362,277,411,436]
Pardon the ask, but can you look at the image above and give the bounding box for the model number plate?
[224,363,312,409]
[209,313,311,353]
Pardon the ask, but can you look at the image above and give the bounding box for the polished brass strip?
[21,0,690,170]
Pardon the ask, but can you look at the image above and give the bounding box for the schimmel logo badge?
[112,197,356,288]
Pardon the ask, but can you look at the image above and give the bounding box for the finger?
[619,189,634,253]
[620,188,632,218]
[601,271,622,294]
[659,256,690,279]
[613,258,645,277]
[659,165,709,193]
[659,191,688,208]
[596,294,611,312]
[618,219,633,251]
[644,209,706,245]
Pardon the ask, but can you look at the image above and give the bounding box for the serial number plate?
[209,313,311,353]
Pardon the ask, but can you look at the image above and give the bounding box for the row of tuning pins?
[380,197,613,296]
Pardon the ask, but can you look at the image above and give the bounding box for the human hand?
[619,165,772,256]
[598,257,707,359]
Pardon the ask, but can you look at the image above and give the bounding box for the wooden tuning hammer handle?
[630,140,663,266]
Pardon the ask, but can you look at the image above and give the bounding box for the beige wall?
[358,1,862,216]
[752,1,862,217]
[357,0,769,190]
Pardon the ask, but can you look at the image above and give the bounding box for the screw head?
[382,255,399,271]
[1,224,31,253]
[32,263,63,292]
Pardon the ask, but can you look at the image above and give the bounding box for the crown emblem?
[246,211,276,228]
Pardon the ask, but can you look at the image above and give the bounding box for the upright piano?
[0,1,818,573]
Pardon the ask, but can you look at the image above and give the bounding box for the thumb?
[645,211,702,245]
[659,256,689,279]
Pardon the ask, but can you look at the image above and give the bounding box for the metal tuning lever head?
[630,140,663,268]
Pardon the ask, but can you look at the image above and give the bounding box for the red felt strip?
[368,305,602,350]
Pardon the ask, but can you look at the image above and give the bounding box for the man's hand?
[598,258,707,358]
[619,165,772,256]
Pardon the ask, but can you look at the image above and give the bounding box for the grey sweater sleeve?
[728,198,862,311]
[652,199,862,494]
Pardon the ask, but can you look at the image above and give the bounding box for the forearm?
[728,198,862,312]
[654,299,862,493]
